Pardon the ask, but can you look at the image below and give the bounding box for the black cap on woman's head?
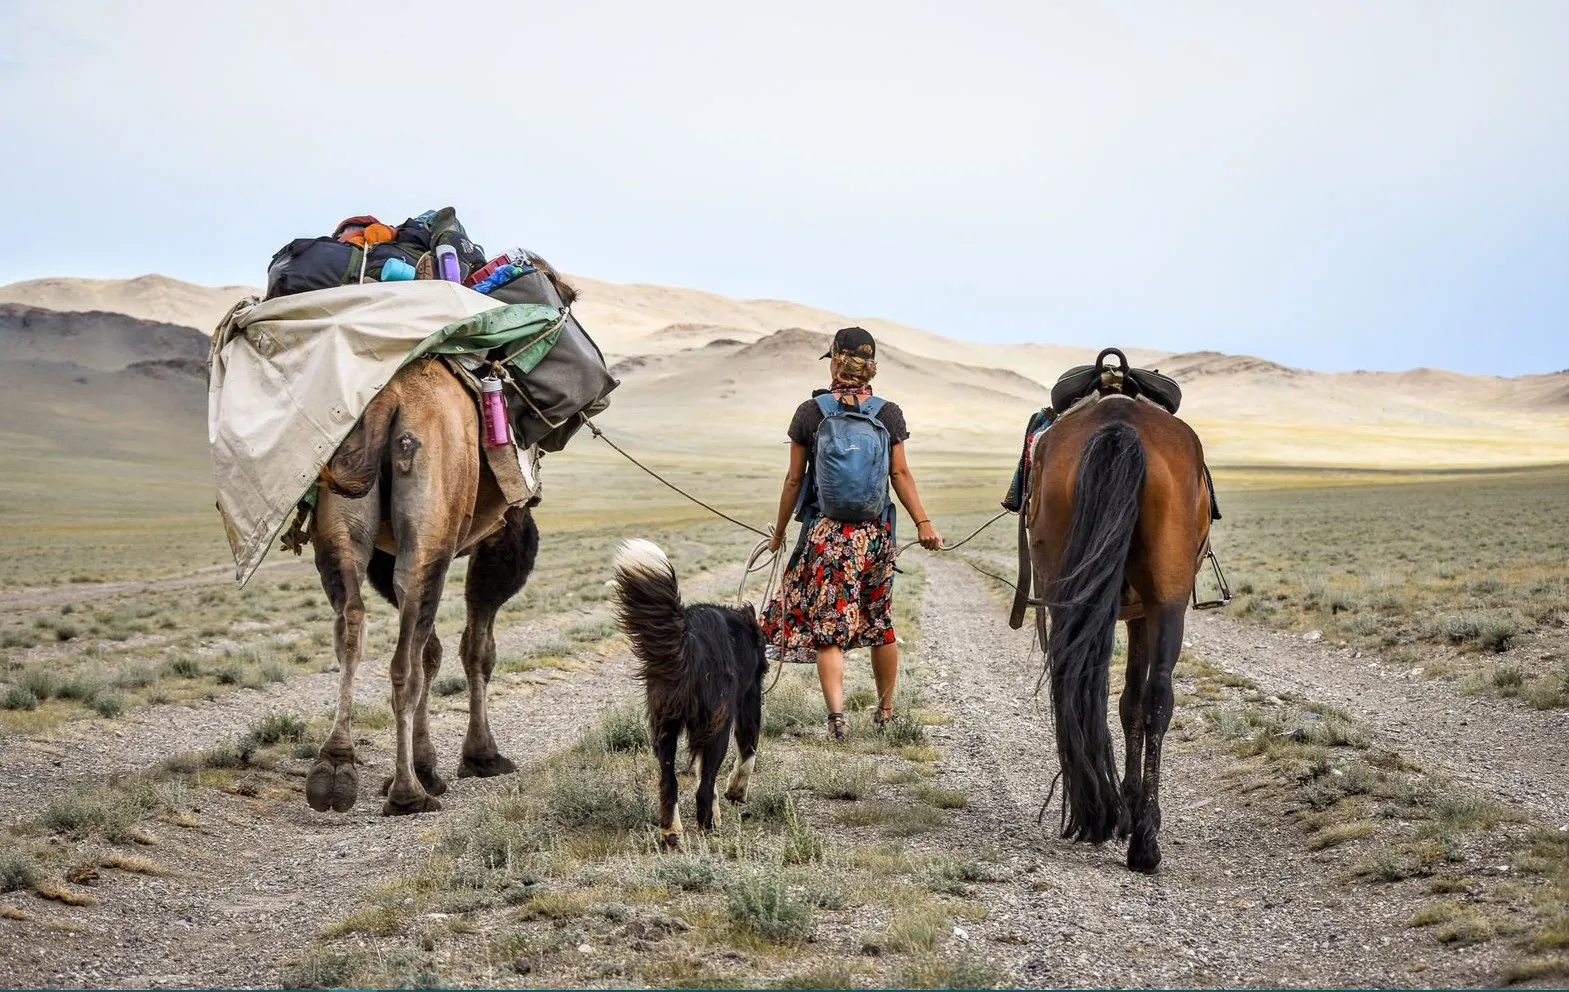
[820,326,877,360]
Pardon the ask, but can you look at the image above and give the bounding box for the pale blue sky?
[2,1,1565,375]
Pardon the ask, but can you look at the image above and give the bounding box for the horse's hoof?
[382,769,448,797]
[457,753,517,779]
[1128,836,1162,874]
[661,831,682,850]
[724,783,748,804]
[382,792,443,816]
[306,756,359,813]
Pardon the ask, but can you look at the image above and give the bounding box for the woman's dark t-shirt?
[787,391,910,448]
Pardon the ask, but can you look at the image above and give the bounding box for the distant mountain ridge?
[0,274,1564,468]
[0,304,209,371]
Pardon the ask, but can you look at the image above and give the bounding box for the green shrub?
[18,668,58,699]
[433,674,467,696]
[247,712,308,748]
[0,630,42,650]
[0,850,42,893]
[545,765,652,832]
[804,755,878,801]
[1479,618,1519,653]
[597,702,650,753]
[648,854,722,892]
[3,686,39,711]
[56,676,101,703]
[91,692,125,718]
[726,867,813,944]
[894,954,1002,990]
[165,655,203,679]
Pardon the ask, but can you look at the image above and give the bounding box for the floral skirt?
[761,517,897,664]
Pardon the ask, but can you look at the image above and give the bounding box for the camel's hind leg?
[307,490,379,813]
[457,507,538,779]
[382,551,452,816]
[381,419,471,817]
[367,552,449,798]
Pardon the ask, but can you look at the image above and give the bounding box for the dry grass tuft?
[32,878,97,906]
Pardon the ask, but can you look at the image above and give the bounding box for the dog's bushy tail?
[613,539,687,685]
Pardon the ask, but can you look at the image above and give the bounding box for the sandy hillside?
[0,275,256,336]
[3,273,1566,468]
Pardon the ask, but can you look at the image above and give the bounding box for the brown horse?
[302,263,577,816]
[1026,391,1212,872]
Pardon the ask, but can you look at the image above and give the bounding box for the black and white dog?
[612,539,767,847]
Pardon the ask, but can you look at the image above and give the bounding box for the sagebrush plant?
[725,864,813,944]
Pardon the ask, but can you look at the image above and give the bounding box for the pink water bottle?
[479,377,512,447]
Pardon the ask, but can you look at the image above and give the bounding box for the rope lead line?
[585,419,770,538]
[585,416,1017,594]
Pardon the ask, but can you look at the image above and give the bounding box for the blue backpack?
[808,394,892,523]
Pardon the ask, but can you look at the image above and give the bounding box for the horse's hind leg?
[307,494,378,813]
[1117,617,1150,841]
[457,507,539,778]
[1128,603,1182,873]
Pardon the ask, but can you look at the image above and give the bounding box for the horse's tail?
[321,390,397,498]
[1047,420,1145,843]
[612,539,689,689]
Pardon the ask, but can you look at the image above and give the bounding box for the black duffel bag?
[264,238,359,300]
[487,265,619,451]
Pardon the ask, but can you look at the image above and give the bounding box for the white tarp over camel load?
[208,280,568,585]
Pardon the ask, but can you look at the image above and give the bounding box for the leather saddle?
[1050,347,1182,416]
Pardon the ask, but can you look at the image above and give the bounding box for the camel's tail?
[321,390,397,498]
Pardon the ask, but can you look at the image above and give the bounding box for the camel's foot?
[305,754,359,813]
[382,790,443,816]
[381,767,448,798]
[457,752,517,779]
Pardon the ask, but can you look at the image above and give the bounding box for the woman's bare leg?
[816,646,846,715]
[870,643,899,717]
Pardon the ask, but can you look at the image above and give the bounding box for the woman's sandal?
[873,707,897,733]
[827,712,848,741]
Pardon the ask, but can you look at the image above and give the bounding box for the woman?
[762,326,943,740]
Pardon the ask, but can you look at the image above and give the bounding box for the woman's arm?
[889,442,943,550]
[769,442,809,552]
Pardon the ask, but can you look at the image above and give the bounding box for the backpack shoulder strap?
[814,393,839,418]
[860,396,886,419]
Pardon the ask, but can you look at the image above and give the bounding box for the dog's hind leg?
[725,681,763,804]
[655,717,684,848]
[693,718,733,831]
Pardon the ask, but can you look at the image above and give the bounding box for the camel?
[302,262,578,816]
